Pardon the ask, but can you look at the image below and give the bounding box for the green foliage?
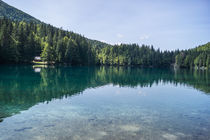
[0,18,209,68]
[0,18,95,65]
[0,18,177,67]
[94,44,176,67]
[175,43,210,69]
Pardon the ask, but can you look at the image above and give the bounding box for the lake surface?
[0,65,210,140]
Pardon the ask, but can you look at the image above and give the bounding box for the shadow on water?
[0,65,209,122]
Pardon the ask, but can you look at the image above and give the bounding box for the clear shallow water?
[0,66,210,140]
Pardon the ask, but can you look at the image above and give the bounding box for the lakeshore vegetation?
[0,18,209,69]
[0,1,209,68]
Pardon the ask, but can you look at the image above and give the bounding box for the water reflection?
[0,65,209,121]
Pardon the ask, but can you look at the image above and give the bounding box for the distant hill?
[195,42,210,52]
[175,42,210,69]
[0,0,39,22]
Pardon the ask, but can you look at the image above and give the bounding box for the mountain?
[0,0,108,47]
[0,0,39,22]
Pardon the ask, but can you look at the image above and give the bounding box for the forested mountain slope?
[0,19,96,64]
[0,0,39,23]
[0,0,108,48]
[0,18,178,66]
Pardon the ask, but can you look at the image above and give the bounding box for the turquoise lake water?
[0,66,210,140]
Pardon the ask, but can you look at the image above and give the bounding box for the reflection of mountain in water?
[0,65,209,121]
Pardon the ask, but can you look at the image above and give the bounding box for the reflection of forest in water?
[0,65,209,121]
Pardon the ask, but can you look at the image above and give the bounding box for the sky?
[3,0,210,50]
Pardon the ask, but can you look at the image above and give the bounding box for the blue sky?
[4,0,210,50]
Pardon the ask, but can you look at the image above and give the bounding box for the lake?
[0,65,210,140]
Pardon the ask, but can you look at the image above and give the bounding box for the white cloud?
[140,35,150,40]
[117,33,124,38]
